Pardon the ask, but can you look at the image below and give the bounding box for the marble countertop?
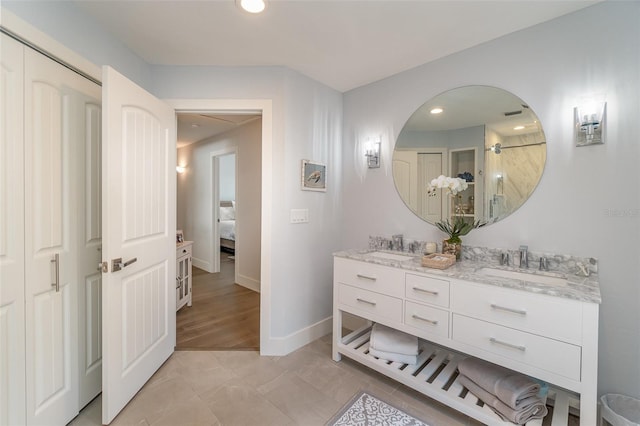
[177,240,193,249]
[334,249,601,304]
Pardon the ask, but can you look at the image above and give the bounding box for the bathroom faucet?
[539,257,549,271]
[392,234,404,252]
[576,262,590,277]
[519,245,529,268]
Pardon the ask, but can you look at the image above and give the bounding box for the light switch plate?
[290,209,309,223]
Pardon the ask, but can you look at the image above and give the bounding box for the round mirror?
[393,85,546,226]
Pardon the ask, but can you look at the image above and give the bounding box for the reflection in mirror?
[393,86,546,226]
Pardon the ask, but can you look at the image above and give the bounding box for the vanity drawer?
[404,301,449,339]
[452,281,583,344]
[452,314,581,381]
[337,284,402,323]
[334,258,404,298]
[405,274,450,308]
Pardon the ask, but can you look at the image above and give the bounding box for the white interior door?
[24,44,100,426]
[77,91,103,409]
[418,152,445,223]
[0,33,26,426]
[101,66,176,424]
[392,150,417,211]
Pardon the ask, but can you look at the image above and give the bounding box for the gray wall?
[152,65,344,340]
[219,153,236,202]
[341,1,640,397]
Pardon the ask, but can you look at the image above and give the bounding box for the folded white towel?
[369,323,418,356]
[458,357,541,410]
[368,347,418,365]
[459,375,547,425]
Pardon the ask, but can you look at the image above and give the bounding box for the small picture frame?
[176,230,184,244]
[301,159,326,192]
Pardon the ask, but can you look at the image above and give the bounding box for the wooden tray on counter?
[421,253,456,269]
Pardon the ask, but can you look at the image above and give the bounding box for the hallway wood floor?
[176,253,260,350]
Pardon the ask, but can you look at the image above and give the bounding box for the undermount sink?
[477,267,568,286]
[368,251,415,262]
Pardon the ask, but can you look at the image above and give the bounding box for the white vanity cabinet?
[332,255,599,426]
[176,241,193,311]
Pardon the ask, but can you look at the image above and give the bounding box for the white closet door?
[77,88,103,409]
[0,33,26,426]
[102,66,176,424]
[24,47,101,426]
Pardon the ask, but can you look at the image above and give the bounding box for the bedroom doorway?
[213,148,238,277]
[175,111,261,350]
[218,152,236,265]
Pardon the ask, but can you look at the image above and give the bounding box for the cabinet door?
[24,47,100,426]
[0,33,26,426]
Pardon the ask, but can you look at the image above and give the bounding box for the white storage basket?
[601,394,640,426]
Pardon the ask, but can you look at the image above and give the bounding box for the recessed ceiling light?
[430,107,444,114]
[513,125,525,130]
[237,0,266,13]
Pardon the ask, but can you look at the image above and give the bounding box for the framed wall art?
[301,159,326,192]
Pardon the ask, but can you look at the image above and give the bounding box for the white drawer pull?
[411,314,438,325]
[412,286,438,296]
[489,337,526,352]
[356,297,376,306]
[356,274,377,281]
[490,303,527,316]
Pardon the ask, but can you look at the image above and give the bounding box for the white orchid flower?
[427,175,468,196]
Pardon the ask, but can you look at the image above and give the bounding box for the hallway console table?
[176,241,193,311]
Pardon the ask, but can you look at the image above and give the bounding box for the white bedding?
[220,220,236,241]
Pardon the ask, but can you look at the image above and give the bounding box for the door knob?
[112,257,137,272]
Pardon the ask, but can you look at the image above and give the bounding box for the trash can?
[600,394,640,426]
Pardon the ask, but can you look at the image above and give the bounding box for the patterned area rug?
[327,391,429,426]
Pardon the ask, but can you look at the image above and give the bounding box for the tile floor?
[68,334,490,426]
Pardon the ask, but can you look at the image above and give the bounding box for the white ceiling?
[74,0,600,93]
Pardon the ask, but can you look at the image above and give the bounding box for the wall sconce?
[176,165,186,174]
[574,101,606,146]
[365,136,381,168]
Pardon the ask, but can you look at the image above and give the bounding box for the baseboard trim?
[192,257,213,273]
[237,274,260,293]
[261,316,332,356]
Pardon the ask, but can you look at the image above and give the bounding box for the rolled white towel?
[368,347,418,365]
[370,323,418,356]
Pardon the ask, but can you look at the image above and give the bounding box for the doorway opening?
[175,111,262,350]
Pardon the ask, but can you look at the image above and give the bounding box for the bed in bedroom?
[219,200,236,253]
